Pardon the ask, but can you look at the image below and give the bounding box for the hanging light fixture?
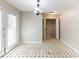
[34,0,42,15]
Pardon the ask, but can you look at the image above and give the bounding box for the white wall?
[0,0,21,43]
[21,12,42,43]
[60,4,79,52]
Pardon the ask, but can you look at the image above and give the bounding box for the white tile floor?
[4,39,79,58]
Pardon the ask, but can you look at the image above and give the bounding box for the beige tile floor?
[4,39,79,58]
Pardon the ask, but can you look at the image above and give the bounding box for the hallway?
[4,39,79,58]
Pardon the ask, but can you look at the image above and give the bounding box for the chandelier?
[34,0,42,15]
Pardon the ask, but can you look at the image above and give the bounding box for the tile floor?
[3,39,79,58]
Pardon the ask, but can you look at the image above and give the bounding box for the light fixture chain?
[37,0,40,7]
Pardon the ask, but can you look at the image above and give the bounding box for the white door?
[0,10,17,56]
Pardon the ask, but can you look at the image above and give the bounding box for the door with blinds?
[6,14,17,52]
[0,10,17,57]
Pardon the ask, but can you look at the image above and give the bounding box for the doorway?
[46,19,56,39]
[43,17,60,41]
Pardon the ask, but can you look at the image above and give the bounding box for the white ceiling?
[6,0,79,12]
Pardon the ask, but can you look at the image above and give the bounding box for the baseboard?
[61,39,79,53]
[22,41,42,44]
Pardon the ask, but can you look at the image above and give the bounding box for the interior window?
[7,14,16,47]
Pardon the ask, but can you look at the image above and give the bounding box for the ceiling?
[6,0,79,12]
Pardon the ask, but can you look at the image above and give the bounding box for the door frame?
[0,9,8,57]
[0,9,18,57]
[0,10,4,57]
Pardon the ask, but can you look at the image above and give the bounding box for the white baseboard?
[61,39,79,53]
[22,41,42,44]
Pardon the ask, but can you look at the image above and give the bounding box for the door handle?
[3,34,6,37]
[2,28,6,30]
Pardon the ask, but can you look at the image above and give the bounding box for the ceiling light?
[34,0,42,16]
[50,12,54,14]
